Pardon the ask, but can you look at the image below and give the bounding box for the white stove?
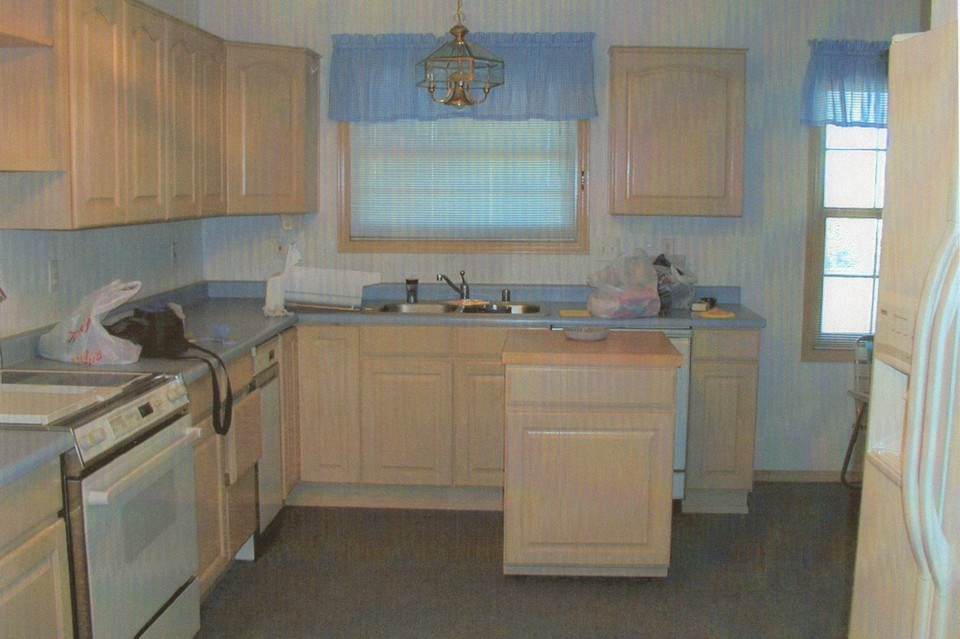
[0,367,200,639]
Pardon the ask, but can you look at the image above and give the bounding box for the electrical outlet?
[662,237,675,255]
[47,259,59,293]
[598,235,621,260]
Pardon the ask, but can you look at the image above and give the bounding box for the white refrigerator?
[848,19,960,639]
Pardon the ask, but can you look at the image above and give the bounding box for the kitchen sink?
[378,302,457,314]
[377,301,540,315]
[481,303,540,315]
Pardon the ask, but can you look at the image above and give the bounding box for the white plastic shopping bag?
[38,280,143,365]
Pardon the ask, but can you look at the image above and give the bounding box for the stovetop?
[0,369,156,426]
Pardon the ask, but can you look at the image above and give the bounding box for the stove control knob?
[82,427,108,449]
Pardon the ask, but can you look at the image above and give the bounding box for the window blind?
[349,119,579,241]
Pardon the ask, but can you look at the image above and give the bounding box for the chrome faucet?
[437,270,469,300]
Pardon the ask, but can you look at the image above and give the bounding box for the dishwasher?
[253,336,282,533]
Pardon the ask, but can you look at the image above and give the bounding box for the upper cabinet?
[608,47,745,217]
[167,21,223,220]
[0,0,317,229]
[69,0,126,226]
[0,0,67,173]
[0,0,56,46]
[224,43,319,215]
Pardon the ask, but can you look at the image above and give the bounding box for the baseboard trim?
[754,470,860,483]
[287,482,504,511]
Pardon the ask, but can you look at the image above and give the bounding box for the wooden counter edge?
[501,329,682,368]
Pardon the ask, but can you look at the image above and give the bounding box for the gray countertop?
[0,282,764,488]
[0,430,74,489]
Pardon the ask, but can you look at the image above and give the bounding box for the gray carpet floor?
[197,482,860,639]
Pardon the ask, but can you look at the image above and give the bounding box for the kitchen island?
[501,330,682,577]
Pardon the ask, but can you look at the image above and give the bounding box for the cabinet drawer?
[506,366,675,410]
[692,330,760,361]
[361,326,453,356]
[188,353,254,421]
[0,460,62,554]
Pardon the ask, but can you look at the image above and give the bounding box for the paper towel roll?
[262,245,300,317]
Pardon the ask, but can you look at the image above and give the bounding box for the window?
[337,119,589,254]
[802,125,886,361]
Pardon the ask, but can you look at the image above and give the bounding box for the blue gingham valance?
[801,39,890,128]
[329,32,598,122]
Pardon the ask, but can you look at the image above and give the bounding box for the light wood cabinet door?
[280,327,300,497]
[503,410,674,574]
[165,17,202,219]
[225,466,257,557]
[298,326,361,483]
[0,0,55,46]
[0,0,66,172]
[361,357,453,485]
[224,42,317,214]
[69,0,125,227]
[609,46,745,217]
[453,359,504,487]
[224,387,261,486]
[198,31,225,216]
[684,329,759,514]
[123,0,164,222]
[687,360,758,490]
[0,518,73,639]
[192,414,228,598]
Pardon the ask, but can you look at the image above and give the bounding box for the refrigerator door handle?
[902,231,957,637]
[903,233,956,564]
[918,246,959,639]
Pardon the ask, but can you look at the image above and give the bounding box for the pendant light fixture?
[417,0,504,109]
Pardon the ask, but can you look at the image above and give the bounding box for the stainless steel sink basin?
[378,302,456,314]
[481,303,541,314]
[378,301,540,315]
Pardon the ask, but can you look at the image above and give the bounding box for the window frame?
[801,126,883,362]
[336,120,590,254]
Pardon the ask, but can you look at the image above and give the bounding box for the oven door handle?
[86,427,201,506]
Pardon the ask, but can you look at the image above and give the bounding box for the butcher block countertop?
[501,330,683,367]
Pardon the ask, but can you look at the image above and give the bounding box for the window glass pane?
[825,125,886,150]
[821,276,877,334]
[824,217,882,276]
[824,150,883,208]
[349,119,578,241]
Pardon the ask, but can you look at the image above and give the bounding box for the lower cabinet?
[297,325,507,492]
[0,460,73,638]
[280,327,301,498]
[453,360,505,487]
[189,352,260,598]
[683,329,760,514]
[360,356,453,485]
[503,365,676,577]
[0,519,73,639]
[297,325,361,483]
[225,467,258,557]
[192,414,228,597]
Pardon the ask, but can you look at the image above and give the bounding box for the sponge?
[696,307,735,319]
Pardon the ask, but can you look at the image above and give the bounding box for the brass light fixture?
[417,0,504,109]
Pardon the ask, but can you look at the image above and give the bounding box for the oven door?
[81,416,200,639]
